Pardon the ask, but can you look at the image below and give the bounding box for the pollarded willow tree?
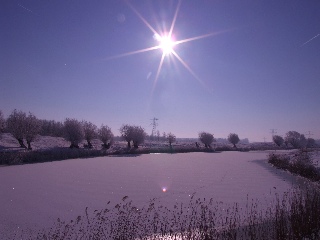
[6,109,28,148]
[131,126,146,148]
[120,124,134,148]
[98,125,114,149]
[24,112,41,150]
[64,118,84,148]
[120,124,146,149]
[82,121,97,148]
[272,135,284,147]
[6,110,41,150]
[228,133,240,148]
[199,132,214,148]
[167,132,176,147]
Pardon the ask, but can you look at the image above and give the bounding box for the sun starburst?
[104,0,229,93]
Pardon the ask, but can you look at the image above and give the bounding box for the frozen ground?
[0,151,312,238]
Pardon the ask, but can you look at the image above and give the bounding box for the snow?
[0,151,310,238]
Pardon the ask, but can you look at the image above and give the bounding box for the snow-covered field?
[0,151,310,238]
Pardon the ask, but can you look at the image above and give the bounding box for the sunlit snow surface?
[0,151,310,238]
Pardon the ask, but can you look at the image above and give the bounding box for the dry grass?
[12,187,320,240]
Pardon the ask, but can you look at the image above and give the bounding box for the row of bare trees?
[0,110,114,150]
[272,131,316,149]
[198,132,240,148]
[0,110,177,150]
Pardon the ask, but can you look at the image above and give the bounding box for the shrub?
[228,133,240,148]
[268,153,290,169]
[198,132,214,148]
[64,118,84,148]
[268,151,320,181]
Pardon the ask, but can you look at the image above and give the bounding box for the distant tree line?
[0,109,317,151]
[272,131,316,149]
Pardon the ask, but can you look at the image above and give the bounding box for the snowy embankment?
[0,151,312,239]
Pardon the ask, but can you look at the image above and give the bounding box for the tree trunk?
[133,142,138,148]
[127,141,131,148]
[18,139,27,149]
[102,143,111,149]
[70,143,79,149]
[87,140,93,149]
[27,140,32,150]
[233,144,236,148]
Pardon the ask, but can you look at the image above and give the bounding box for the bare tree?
[228,133,240,148]
[285,131,307,149]
[0,110,5,134]
[120,124,134,148]
[6,109,27,148]
[272,135,284,147]
[167,132,176,147]
[199,132,214,148]
[98,125,114,149]
[25,112,41,150]
[82,121,97,148]
[132,126,146,148]
[64,118,84,148]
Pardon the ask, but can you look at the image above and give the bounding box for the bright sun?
[155,34,175,55]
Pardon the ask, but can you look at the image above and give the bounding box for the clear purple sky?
[1,0,319,141]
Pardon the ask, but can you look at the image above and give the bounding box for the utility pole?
[150,117,158,140]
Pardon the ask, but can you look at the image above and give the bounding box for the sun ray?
[171,50,207,89]
[152,53,166,94]
[125,0,160,36]
[103,45,161,60]
[168,0,182,38]
[175,29,232,45]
